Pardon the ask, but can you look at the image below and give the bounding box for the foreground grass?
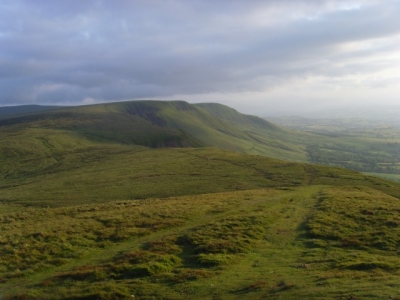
[1,185,400,299]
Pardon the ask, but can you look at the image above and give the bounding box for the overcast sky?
[0,0,399,115]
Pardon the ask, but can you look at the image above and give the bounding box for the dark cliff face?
[124,101,168,127]
[174,101,195,111]
[123,101,196,127]
[126,106,168,127]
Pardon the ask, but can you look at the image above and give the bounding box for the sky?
[0,0,399,115]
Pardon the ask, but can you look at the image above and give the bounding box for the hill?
[1,100,398,206]
[1,147,400,299]
[0,101,313,161]
[0,104,60,118]
[1,100,400,299]
[2,100,399,177]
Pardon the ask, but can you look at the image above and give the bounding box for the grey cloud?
[0,0,399,107]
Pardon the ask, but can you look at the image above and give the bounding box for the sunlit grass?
[1,185,400,299]
[1,101,400,299]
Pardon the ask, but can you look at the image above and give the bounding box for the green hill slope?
[1,101,400,299]
[0,104,60,118]
[0,100,311,161]
[1,100,398,176]
[1,115,399,207]
[1,145,400,298]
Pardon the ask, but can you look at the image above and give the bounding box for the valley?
[268,115,400,181]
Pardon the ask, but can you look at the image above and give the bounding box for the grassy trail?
[3,184,400,299]
[167,185,323,299]
[1,186,322,298]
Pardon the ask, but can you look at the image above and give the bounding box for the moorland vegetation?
[0,100,399,299]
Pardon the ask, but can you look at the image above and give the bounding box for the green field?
[1,101,400,299]
[365,172,400,183]
[268,115,400,177]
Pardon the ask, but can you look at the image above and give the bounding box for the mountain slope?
[1,114,399,207]
[1,101,400,299]
[2,100,399,177]
[0,103,204,149]
[0,100,311,161]
[1,142,400,299]
[2,100,400,176]
[0,104,60,118]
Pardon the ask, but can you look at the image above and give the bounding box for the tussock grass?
[0,199,189,280]
[307,186,400,251]
[2,186,400,299]
[1,101,400,299]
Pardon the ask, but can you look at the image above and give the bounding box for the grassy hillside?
[0,104,203,149]
[1,121,399,207]
[2,100,398,177]
[1,100,400,299]
[0,105,60,118]
[1,185,400,299]
[0,101,311,162]
[0,100,398,206]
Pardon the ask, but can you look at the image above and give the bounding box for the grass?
[366,172,400,182]
[269,114,400,176]
[1,100,400,298]
[307,186,400,251]
[1,185,400,299]
[0,100,306,162]
[2,100,400,176]
[1,123,400,207]
[3,100,400,177]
